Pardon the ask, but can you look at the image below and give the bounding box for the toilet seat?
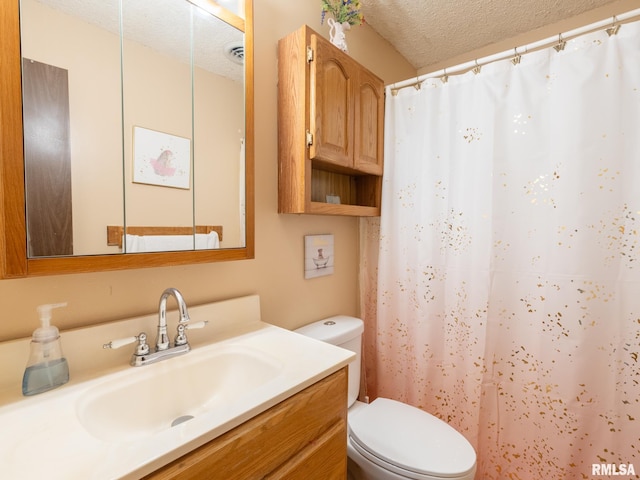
[348,398,476,479]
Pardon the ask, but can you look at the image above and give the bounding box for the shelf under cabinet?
[309,202,380,216]
[310,167,381,216]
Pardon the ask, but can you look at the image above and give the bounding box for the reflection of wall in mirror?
[20,0,245,255]
[21,0,122,256]
[123,36,244,249]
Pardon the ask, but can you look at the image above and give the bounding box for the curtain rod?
[389,7,640,93]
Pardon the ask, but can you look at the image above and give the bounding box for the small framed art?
[133,126,191,189]
[304,234,334,279]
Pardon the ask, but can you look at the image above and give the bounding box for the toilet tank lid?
[294,315,364,345]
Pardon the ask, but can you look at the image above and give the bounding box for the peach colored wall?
[0,0,415,341]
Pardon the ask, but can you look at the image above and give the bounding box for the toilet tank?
[294,315,364,407]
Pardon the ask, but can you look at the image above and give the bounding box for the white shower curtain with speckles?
[360,19,640,480]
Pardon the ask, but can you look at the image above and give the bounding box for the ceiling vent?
[224,42,244,65]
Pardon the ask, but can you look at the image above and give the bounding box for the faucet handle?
[186,320,208,329]
[174,321,208,346]
[103,336,137,350]
[103,332,150,356]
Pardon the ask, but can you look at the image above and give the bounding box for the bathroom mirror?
[0,0,254,277]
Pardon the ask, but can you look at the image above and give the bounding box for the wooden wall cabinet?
[278,25,384,216]
[144,367,348,480]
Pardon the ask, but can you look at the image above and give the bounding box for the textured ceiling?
[362,0,622,70]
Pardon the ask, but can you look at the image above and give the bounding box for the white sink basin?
[77,344,283,442]
[0,295,355,480]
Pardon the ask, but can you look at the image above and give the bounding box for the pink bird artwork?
[149,149,176,177]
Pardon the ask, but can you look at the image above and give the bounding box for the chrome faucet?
[157,287,190,351]
[103,287,207,366]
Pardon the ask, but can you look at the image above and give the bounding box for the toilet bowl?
[295,316,476,480]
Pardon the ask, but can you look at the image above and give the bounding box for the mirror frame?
[0,0,254,278]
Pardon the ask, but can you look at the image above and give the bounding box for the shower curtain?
[360,19,640,479]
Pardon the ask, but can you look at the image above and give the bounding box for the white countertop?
[0,295,354,479]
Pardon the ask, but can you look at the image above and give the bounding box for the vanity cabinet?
[144,367,348,480]
[278,25,384,216]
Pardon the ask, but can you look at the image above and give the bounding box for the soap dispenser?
[22,303,70,396]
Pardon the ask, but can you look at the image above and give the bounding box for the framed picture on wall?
[304,234,334,279]
[133,126,191,189]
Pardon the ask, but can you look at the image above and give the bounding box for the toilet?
[295,316,477,480]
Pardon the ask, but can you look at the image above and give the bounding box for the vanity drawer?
[144,367,348,479]
[264,419,347,479]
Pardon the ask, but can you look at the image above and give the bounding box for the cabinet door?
[354,68,384,175]
[309,33,354,169]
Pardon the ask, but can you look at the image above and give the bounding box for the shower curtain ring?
[553,33,567,52]
[441,68,449,84]
[472,60,481,75]
[511,47,521,65]
[606,16,620,36]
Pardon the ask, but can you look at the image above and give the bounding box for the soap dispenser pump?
[22,303,70,396]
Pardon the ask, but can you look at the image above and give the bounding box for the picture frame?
[133,126,191,189]
[304,234,334,279]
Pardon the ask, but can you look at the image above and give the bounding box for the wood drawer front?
[144,367,348,480]
[265,419,347,480]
